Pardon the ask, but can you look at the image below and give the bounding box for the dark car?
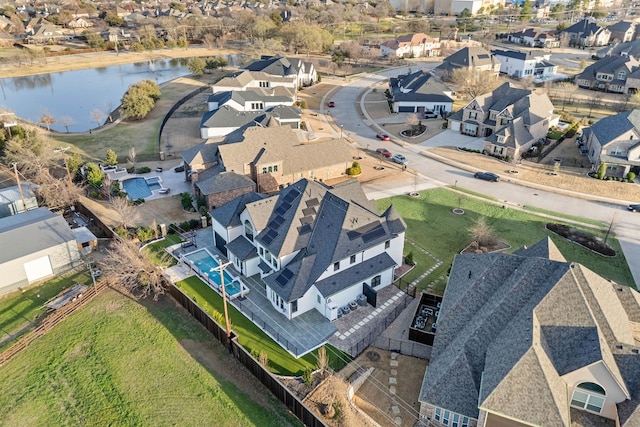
[376,133,390,141]
[628,204,640,212]
[424,111,438,119]
[328,101,335,107]
[474,171,500,182]
[376,148,392,158]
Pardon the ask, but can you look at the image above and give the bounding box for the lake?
[0,57,203,132]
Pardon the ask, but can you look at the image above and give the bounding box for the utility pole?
[216,259,234,340]
[13,163,28,212]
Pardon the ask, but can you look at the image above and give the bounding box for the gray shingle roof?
[195,170,256,196]
[209,192,266,228]
[225,235,257,261]
[576,55,640,82]
[243,54,300,78]
[389,70,453,103]
[0,207,76,263]
[254,179,405,302]
[589,109,640,146]
[181,140,219,165]
[486,116,534,149]
[435,46,499,74]
[419,239,640,425]
[513,236,566,261]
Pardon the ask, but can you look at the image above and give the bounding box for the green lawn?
[0,271,93,349]
[143,234,181,266]
[379,188,635,294]
[0,290,302,427]
[175,276,351,376]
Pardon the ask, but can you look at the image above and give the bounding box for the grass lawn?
[379,188,635,294]
[175,276,351,376]
[143,234,181,266]
[0,290,302,427]
[0,271,93,349]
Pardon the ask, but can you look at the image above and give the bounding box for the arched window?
[571,382,606,413]
[618,70,627,80]
[244,220,254,242]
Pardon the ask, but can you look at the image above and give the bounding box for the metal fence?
[158,85,210,154]
[167,284,327,427]
[343,294,413,357]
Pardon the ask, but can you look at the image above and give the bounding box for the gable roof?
[486,116,534,149]
[470,83,554,127]
[435,46,499,74]
[243,54,300,78]
[419,239,640,425]
[246,179,405,302]
[210,191,266,228]
[576,55,640,82]
[389,70,453,103]
[589,109,640,146]
[565,18,608,38]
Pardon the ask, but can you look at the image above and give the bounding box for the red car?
[376,133,390,141]
[376,148,392,158]
[328,101,335,107]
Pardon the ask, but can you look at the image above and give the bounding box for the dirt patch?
[546,223,615,256]
[298,83,340,111]
[340,349,428,427]
[429,147,640,201]
[461,239,511,254]
[306,375,377,427]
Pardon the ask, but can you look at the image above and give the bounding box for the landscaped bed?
[546,223,616,257]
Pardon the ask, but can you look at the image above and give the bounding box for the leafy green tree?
[102,11,125,26]
[105,149,118,166]
[85,162,104,188]
[520,0,532,21]
[85,32,105,52]
[136,80,161,100]
[120,84,156,121]
[187,57,206,75]
[67,152,84,176]
[331,48,347,67]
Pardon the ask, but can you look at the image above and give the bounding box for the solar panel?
[362,225,386,243]
[283,190,299,203]
[262,234,274,244]
[266,229,278,239]
[269,215,284,229]
[281,201,291,211]
[281,269,294,280]
[299,224,312,234]
[275,206,287,216]
[275,274,288,286]
[347,230,360,240]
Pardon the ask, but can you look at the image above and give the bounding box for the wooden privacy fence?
[0,280,107,366]
[168,284,328,427]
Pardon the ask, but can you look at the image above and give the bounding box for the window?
[262,167,267,174]
[268,166,273,173]
[274,165,278,172]
[489,112,497,120]
[385,240,390,249]
[618,70,627,80]
[443,410,450,425]
[244,220,254,242]
[462,417,469,427]
[571,382,606,413]
[434,408,441,421]
[494,146,504,155]
[610,147,623,155]
[497,135,505,144]
[291,300,298,313]
[259,247,264,256]
[469,112,477,120]
[372,275,381,287]
[317,294,321,303]
[271,257,277,267]
[334,261,340,271]
[452,414,459,427]
[350,255,356,264]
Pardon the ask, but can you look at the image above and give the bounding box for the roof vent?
[632,348,639,354]
[616,344,624,350]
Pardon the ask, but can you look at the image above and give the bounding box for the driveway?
[418,129,485,151]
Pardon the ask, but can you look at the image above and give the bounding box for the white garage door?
[450,120,461,132]
[24,256,53,283]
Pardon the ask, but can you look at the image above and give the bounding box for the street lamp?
[340,125,343,139]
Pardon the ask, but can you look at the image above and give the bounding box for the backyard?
[0,289,302,426]
[378,188,635,294]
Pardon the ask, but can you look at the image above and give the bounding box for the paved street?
[329,66,640,289]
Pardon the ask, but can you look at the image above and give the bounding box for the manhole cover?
[366,350,380,361]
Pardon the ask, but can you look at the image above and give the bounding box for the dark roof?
[225,235,257,261]
[435,46,499,74]
[576,55,640,82]
[181,140,219,165]
[607,21,634,33]
[195,171,256,196]
[564,18,607,37]
[209,192,266,228]
[243,54,300,78]
[389,70,453,103]
[589,109,640,146]
[314,252,396,298]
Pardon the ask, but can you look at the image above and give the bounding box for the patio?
[165,227,413,358]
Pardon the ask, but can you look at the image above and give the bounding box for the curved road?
[325,64,640,288]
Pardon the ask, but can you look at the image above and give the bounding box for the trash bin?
[159,151,165,161]
[357,294,367,306]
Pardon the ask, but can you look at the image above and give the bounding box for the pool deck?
[166,227,410,358]
[105,166,192,201]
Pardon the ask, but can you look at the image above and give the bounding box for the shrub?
[127,166,135,173]
[596,162,606,179]
[136,166,152,174]
[627,172,636,181]
[317,74,322,82]
[346,161,361,176]
[180,192,193,210]
[188,219,200,229]
[404,251,414,266]
[136,226,154,242]
[298,100,307,109]
[302,367,313,386]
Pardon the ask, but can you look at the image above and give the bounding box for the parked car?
[174,164,185,173]
[628,204,640,212]
[328,101,335,107]
[376,133,390,141]
[424,111,438,119]
[474,171,500,182]
[376,148,392,158]
[392,154,408,165]
[91,269,102,278]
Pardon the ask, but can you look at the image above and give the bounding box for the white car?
[392,154,408,165]
[91,269,102,278]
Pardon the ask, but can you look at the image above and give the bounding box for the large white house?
[210,179,406,321]
[491,49,558,80]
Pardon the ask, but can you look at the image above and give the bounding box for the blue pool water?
[122,176,162,199]
[183,249,240,296]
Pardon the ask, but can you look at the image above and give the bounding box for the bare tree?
[101,238,169,300]
[450,68,502,99]
[128,146,137,168]
[90,108,105,129]
[405,113,420,134]
[60,116,75,133]
[39,111,56,131]
[468,217,497,250]
[104,100,114,123]
[587,92,604,118]
[110,196,141,229]
[202,33,217,50]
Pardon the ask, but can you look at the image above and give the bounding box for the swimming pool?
[122,176,162,200]
[182,249,246,298]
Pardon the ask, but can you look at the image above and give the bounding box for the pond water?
[0,53,246,132]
